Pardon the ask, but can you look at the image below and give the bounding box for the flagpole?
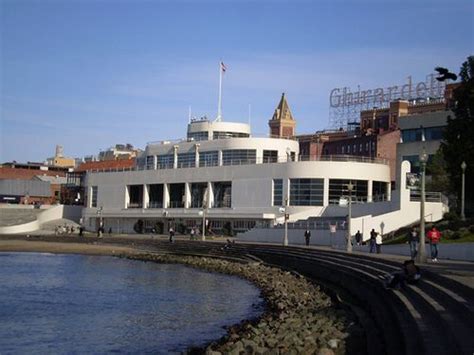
[217,62,223,121]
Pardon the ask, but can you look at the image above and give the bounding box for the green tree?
[426,148,450,193]
[440,56,474,215]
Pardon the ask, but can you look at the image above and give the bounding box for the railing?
[88,154,389,173]
[127,202,143,208]
[409,191,445,203]
[146,133,299,146]
[147,202,163,209]
[168,201,185,208]
[328,194,388,205]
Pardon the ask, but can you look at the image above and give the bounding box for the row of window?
[126,182,232,209]
[145,149,287,169]
[401,126,444,143]
[272,179,388,206]
[92,178,388,209]
[339,142,375,155]
[187,131,250,141]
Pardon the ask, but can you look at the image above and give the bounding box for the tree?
[440,56,474,215]
[425,148,450,193]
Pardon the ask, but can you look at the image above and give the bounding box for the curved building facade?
[82,119,392,234]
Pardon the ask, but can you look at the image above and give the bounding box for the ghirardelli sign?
[330,74,446,109]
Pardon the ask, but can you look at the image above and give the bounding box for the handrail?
[87,154,389,173]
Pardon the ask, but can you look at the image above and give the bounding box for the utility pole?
[461,161,467,221]
[347,182,353,253]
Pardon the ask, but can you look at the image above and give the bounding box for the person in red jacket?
[427,227,442,262]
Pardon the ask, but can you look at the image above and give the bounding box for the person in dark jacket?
[304,229,311,246]
[408,227,419,259]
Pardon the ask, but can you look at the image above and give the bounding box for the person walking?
[427,226,442,262]
[304,229,311,246]
[408,227,419,259]
[369,229,377,253]
[376,233,383,254]
[169,227,175,243]
[355,230,362,246]
[190,227,195,240]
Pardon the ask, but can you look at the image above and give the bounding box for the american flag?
[221,61,227,73]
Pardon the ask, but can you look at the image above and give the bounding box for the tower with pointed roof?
[268,93,296,138]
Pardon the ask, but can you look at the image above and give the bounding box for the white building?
[82,91,447,238]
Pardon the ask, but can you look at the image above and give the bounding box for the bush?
[451,231,462,240]
[469,225,474,234]
[443,211,460,222]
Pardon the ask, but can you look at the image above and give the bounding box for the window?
[148,184,163,208]
[263,150,278,163]
[168,183,185,208]
[213,131,249,140]
[191,182,207,208]
[177,152,196,168]
[187,131,209,141]
[372,181,387,201]
[402,128,423,142]
[328,179,368,203]
[222,150,256,165]
[127,185,143,208]
[199,151,218,167]
[342,146,345,154]
[359,144,363,152]
[424,126,444,141]
[273,179,283,206]
[157,154,174,169]
[213,182,232,207]
[146,156,155,170]
[91,186,98,207]
[289,179,324,206]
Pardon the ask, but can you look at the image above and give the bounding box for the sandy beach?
[0,239,137,256]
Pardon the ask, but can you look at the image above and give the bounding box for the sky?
[1,0,473,163]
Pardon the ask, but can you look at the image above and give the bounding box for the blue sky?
[1,0,473,162]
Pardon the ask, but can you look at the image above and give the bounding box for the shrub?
[469,225,474,234]
[443,211,460,222]
[451,231,461,240]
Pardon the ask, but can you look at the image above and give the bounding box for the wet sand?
[0,239,137,256]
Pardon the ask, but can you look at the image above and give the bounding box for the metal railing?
[127,202,143,208]
[410,191,446,203]
[147,202,163,209]
[88,154,389,174]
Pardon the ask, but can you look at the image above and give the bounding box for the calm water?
[0,252,263,354]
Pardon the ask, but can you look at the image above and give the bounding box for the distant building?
[296,83,459,183]
[46,145,76,168]
[268,93,296,138]
[98,144,140,161]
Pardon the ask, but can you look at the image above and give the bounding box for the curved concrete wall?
[0,205,83,234]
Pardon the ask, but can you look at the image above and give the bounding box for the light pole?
[97,206,103,237]
[417,149,428,263]
[282,197,289,246]
[461,161,467,221]
[347,182,354,253]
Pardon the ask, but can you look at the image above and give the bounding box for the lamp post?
[282,197,289,246]
[461,161,467,221]
[97,206,103,237]
[347,182,354,253]
[417,149,428,263]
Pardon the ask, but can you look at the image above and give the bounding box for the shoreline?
[0,239,349,354]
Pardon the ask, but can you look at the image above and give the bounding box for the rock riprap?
[126,253,348,355]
